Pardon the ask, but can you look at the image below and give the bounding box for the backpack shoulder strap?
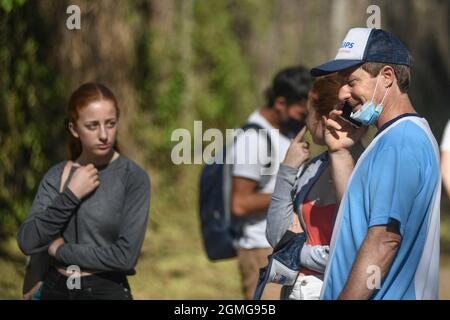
[60,160,73,193]
[241,122,272,153]
[240,122,273,169]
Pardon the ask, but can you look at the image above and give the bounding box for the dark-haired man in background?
[231,66,313,299]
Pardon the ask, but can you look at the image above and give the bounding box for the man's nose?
[338,85,351,102]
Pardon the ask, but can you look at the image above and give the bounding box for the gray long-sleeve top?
[17,155,151,275]
[266,161,330,273]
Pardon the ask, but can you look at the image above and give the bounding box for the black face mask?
[280,118,305,139]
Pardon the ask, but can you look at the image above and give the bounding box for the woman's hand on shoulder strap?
[67,164,100,200]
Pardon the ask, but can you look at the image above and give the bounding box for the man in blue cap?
[312,28,441,299]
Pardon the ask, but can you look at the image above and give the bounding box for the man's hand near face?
[322,109,367,203]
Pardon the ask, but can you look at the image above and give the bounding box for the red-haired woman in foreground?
[17,83,151,300]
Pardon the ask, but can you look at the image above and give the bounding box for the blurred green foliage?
[0,0,25,13]
[0,0,277,237]
[1,0,449,238]
[134,0,256,172]
[0,1,65,238]
[1,0,449,239]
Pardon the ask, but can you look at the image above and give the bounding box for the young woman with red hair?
[17,83,151,300]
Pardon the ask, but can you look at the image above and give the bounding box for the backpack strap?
[241,123,272,168]
[60,160,73,193]
[60,160,79,243]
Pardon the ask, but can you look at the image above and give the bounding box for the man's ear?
[380,66,395,88]
[274,96,287,112]
[68,121,79,139]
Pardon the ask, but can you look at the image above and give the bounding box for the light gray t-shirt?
[17,155,151,275]
[232,110,291,249]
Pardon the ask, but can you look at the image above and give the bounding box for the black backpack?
[199,123,272,261]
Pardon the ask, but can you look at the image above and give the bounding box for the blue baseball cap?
[311,28,411,77]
